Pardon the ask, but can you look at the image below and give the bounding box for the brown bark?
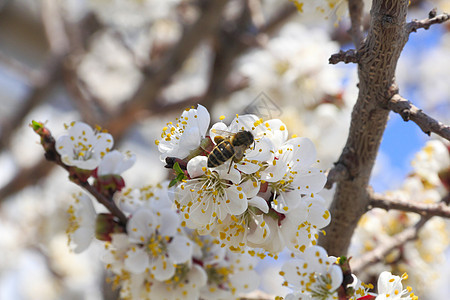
[319,0,412,256]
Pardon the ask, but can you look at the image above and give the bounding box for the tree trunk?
[319,0,411,255]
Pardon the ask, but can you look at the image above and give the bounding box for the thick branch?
[202,2,296,109]
[369,192,450,218]
[41,0,70,55]
[329,49,359,64]
[351,217,429,273]
[348,0,364,47]
[319,0,411,256]
[406,12,450,33]
[388,94,450,141]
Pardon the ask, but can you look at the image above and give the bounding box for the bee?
[208,130,255,172]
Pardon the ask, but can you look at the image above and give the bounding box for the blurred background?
[0,0,449,299]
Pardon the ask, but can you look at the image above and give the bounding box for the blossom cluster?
[279,245,418,300]
[113,185,256,298]
[155,105,330,255]
[351,140,450,295]
[36,113,424,300]
[51,121,261,299]
[70,183,260,300]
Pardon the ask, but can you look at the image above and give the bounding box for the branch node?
[429,8,437,19]
[329,49,359,65]
[325,163,350,189]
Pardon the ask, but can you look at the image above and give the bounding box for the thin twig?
[388,94,450,141]
[0,159,54,201]
[351,217,429,273]
[0,51,41,84]
[258,3,297,34]
[0,56,63,151]
[369,192,450,218]
[30,123,128,226]
[406,11,450,33]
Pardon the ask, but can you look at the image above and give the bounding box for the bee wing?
[210,126,235,145]
[210,128,234,136]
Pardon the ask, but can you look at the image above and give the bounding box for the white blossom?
[156,104,210,161]
[97,149,136,176]
[281,246,343,300]
[125,208,192,281]
[375,272,417,300]
[176,156,248,233]
[66,192,96,253]
[262,137,327,213]
[56,122,113,170]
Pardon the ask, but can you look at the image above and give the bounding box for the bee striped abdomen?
[207,141,234,168]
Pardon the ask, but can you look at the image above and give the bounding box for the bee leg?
[227,160,234,174]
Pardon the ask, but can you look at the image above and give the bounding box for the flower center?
[73,143,94,160]
[146,233,169,257]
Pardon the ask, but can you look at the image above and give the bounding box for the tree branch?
[329,49,359,64]
[41,0,70,55]
[406,11,450,33]
[388,94,450,141]
[105,0,229,140]
[0,51,41,84]
[348,0,364,47]
[351,216,429,273]
[368,192,450,218]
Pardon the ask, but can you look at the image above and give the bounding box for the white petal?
[306,202,331,228]
[240,178,260,199]
[187,156,208,178]
[245,136,275,162]
[180,126,204,150]
[98,150,136,175]
[236,160,261,174]
[288,137,317,169]
[329,264,344,291]
[125,247,149,274]
[152,256,176,281]
[261,159,288,182]
[247,215,270,244]
[72,227,94,253]
[228,114,259,132]
[248,196,269,213]
[217,163,241,184]
[157,209,180,237]
[194,104,210,138]
[223,185,248,215]
[127,209,156,243]
[167,236,193,264]
[294,168,327,193]
[229,270,260,293]
[264,119,289,148]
